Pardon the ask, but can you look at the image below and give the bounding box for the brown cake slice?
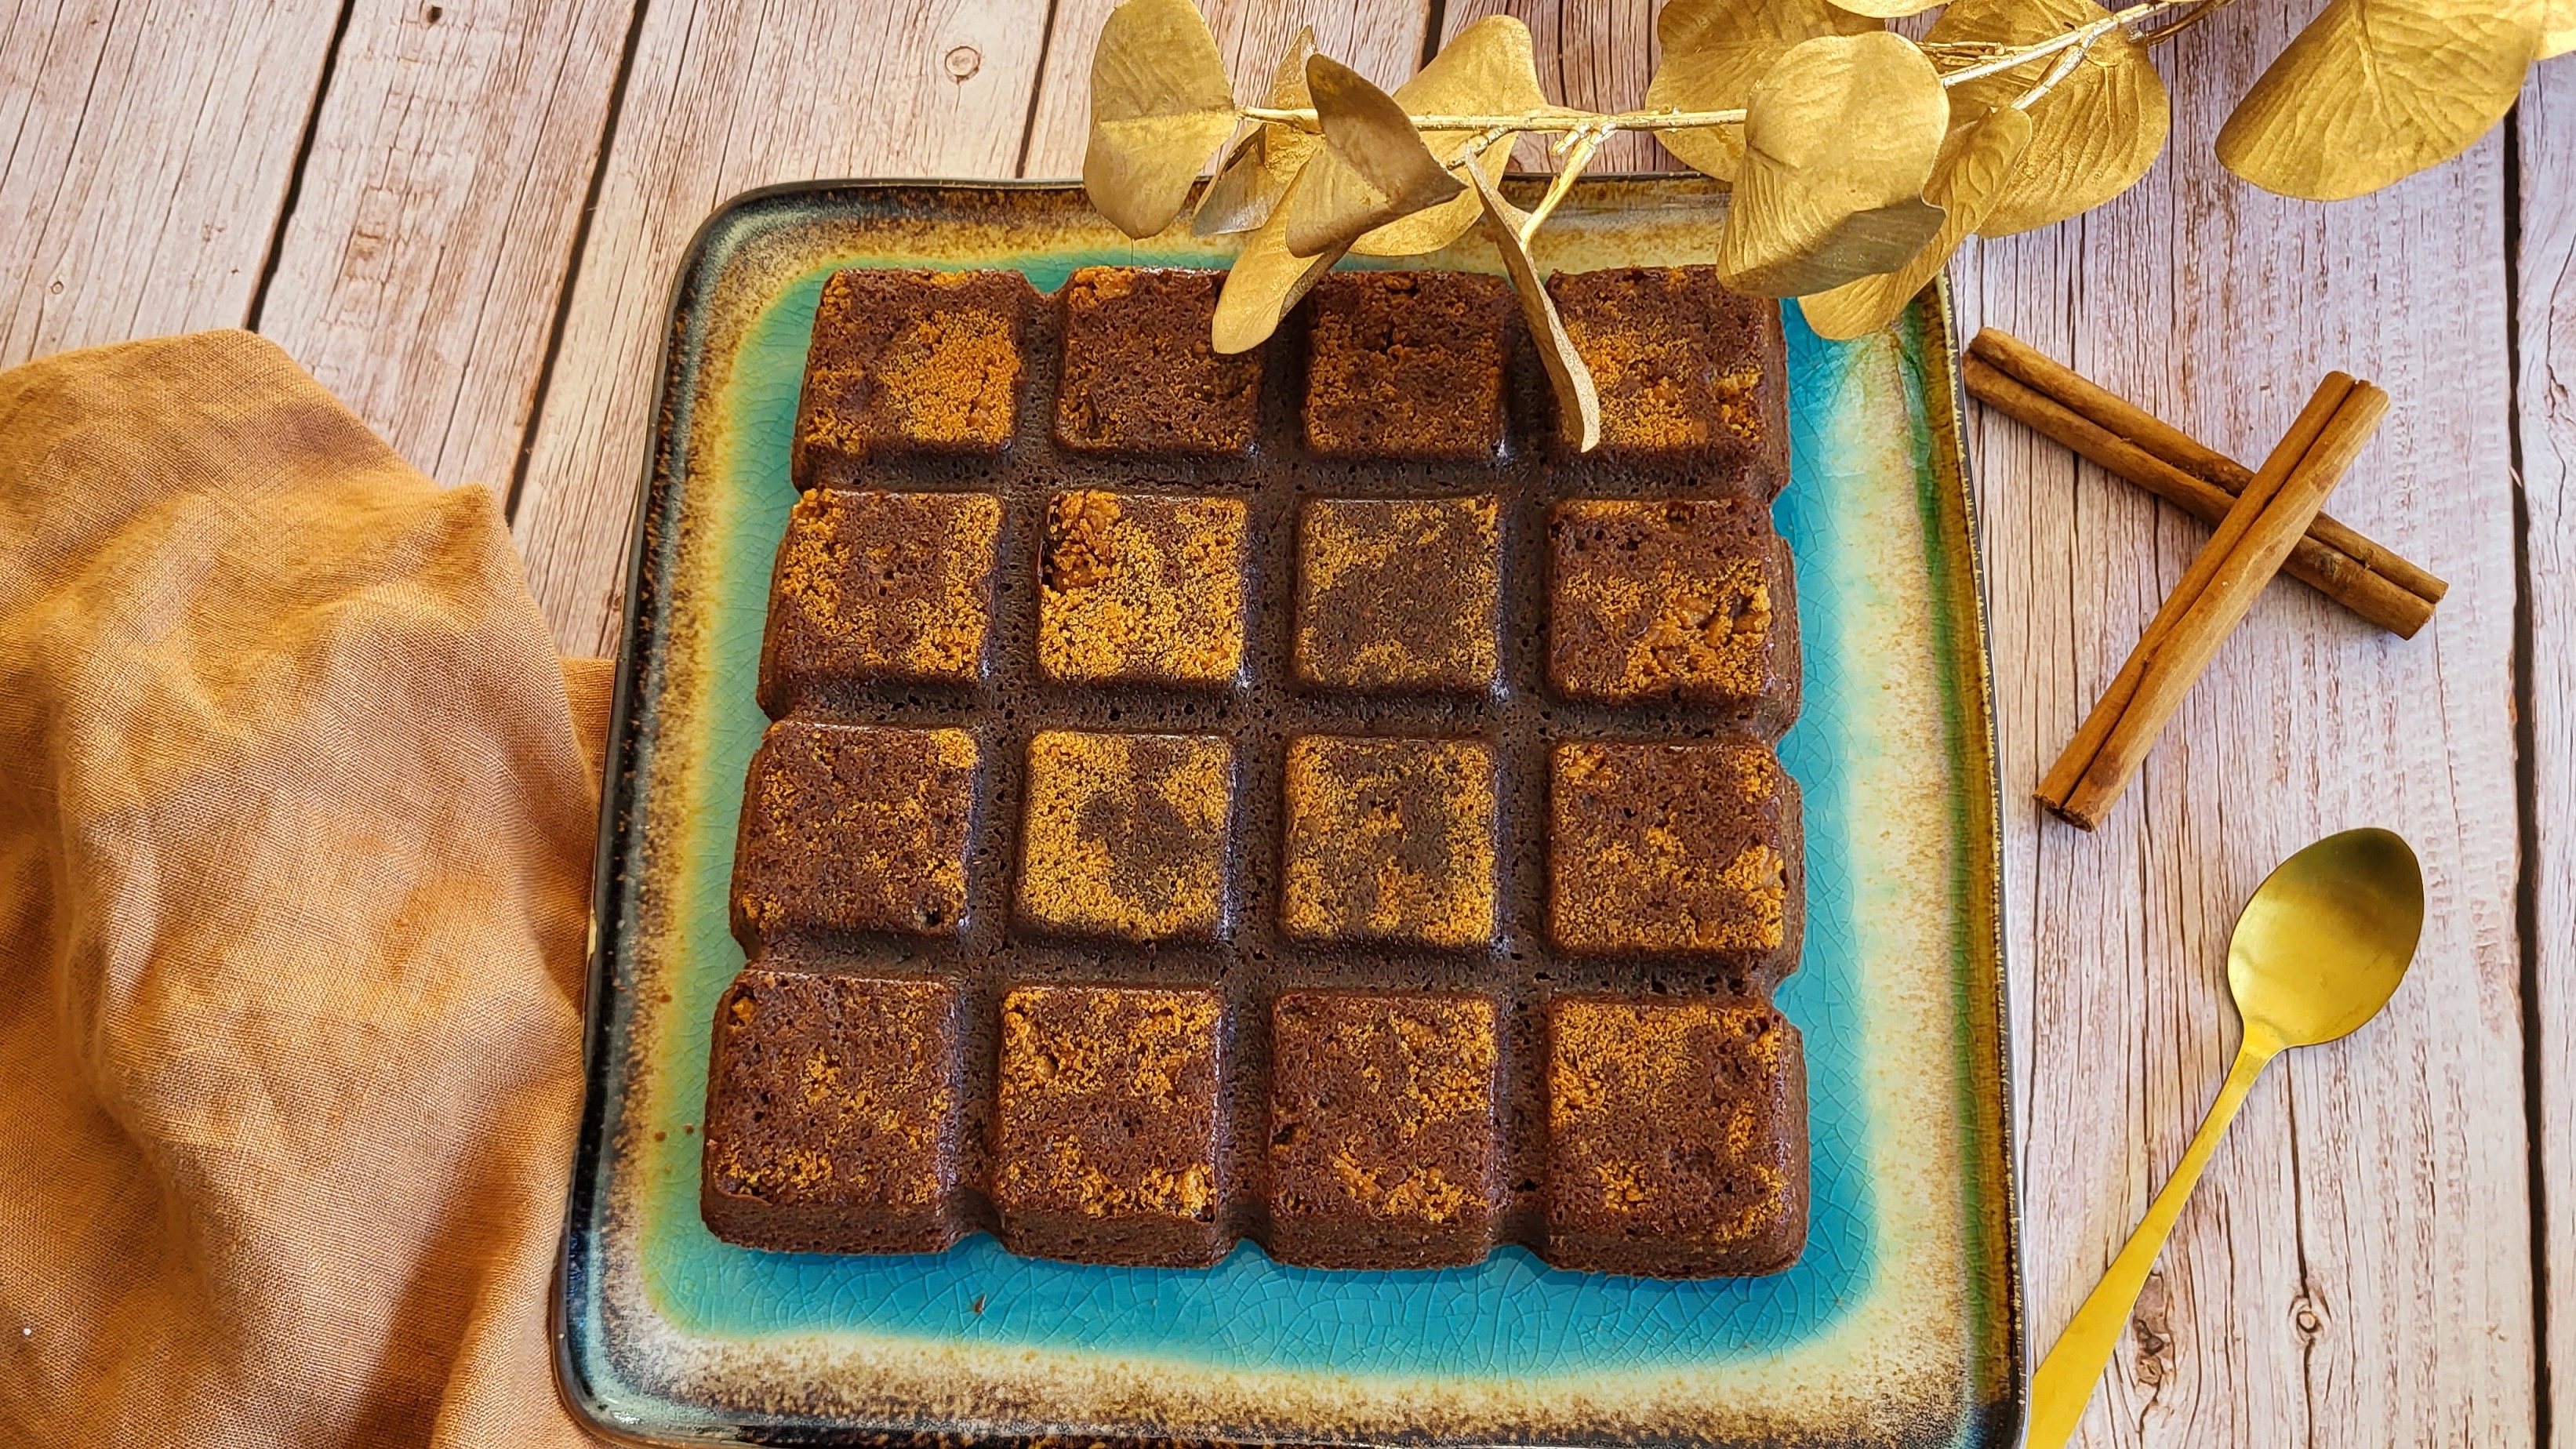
[1545,265,1788,488]
[1016,730,1233,943]
[1546,738,1803,981]
[793,267,1034,488]
[1037,490,1248,688]
[1280,735,1495,949]
[700,968,968,1255]
[1293,496,1501,693]
[758,488,1000,710]
[1266,991,1503,1269]
[1547,495,1800,721]
[731,721,977,943]
[1055,266,1261,455]
[991,983,1231,1266]
[1303,271,1513,461]
[1542,996,1807,1276]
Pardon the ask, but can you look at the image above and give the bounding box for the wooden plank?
[1947,14,2531,1447]
[0,0,340,366]
[1441,0,1680,173]
[1021,0,1433,180]
[253,0,633,492]
[2515,57,2576,1449]
[507,0,1052,652]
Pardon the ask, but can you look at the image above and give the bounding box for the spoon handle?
[2024,1039,2277,1448]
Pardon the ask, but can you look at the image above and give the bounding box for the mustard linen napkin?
[0,331,605,1446]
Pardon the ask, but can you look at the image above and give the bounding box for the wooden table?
[5,2,2563,1443]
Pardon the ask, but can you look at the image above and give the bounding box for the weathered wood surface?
[253,0,630,493]
[1949,11,2532,1440]
[2518,55,2576,1449]
[0,0,340,365]
[4,1,2563,1443]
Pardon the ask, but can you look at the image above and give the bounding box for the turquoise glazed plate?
[558,179,2019,1447]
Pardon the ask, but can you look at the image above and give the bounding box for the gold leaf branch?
[1083,0,2564,441]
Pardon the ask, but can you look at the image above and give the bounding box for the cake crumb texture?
[1295,496,1500,692]
[1281,735,1495,948]
[760,488,999,698]
[699,969,966,1254]
[1016,729,1233,942]
[731,721,977,940]
[1038,490,1248,686]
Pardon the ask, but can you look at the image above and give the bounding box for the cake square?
[699,968,968,1255]
[1016,730,1233,942]
[793,267,1033,487]
[1266,992,1502,1268]
[1055,267,1261,455]
[1547,496,1799,715]
[1543,997,1807,1276]
[1281,735,1495,948]
[1303,271,1512,461]
[1037,491,1248,687]
[758,488,1000,705]
[1545,265,1787,481]
[1293,496,1501,692]
[731,721,977,942]
[992,983,1230,1266]
[1547,739,1801,971]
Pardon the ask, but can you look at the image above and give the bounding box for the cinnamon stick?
[1964,329,2445,637]
[2038,375,2391,829]
[1962,358,2433,637]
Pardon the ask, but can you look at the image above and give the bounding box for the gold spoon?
[2023,827,2425,1448]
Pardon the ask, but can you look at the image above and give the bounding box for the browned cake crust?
[1293,496,1500,692]
[1546,265,1789,488]
[793,268,1035,488]
[1543,997,1807,1276]
[757,488,1000,710]
[1547,739,1804,984]
[1056,267,1261,455]
[699,968,968,1255]
[991,983,1230,1266]
[710,264,1812,1276]
[1303,271,1513,461]
[1546,495,1800,724]
[1280,735,1495,948]
[730,720,977,942]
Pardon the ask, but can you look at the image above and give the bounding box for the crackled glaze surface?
[558,180,2018,1447]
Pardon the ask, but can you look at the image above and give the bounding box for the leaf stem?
[1236,0,2193,138]
[1521,127,1608,241]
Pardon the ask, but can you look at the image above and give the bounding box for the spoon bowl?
[2228,826,2425,1051]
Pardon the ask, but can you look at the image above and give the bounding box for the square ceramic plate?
[557,178,2021,1447]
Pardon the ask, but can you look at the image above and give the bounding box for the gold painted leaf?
[1282,55,1466,258]
[1926,0,2168,236]
[2547,0,2576,57]
[1465,161,1601,452]
[1193,28,1319,237]
[1352,15,1554,258]
[1717,31,1949,297]
[1212,192,1343,354]
[1801,105,2035,340]
[1826,0,1943,19]
[1084,0,1241,238]
[1646,0,1879,183]
[2215,0,2541,202]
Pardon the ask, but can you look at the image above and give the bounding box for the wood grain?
[2514,58,2576,1449]
[0,0,340,365]
[254,0,632,492]
[1441,0,1680,174]
[1020,0,1433,180]
[1949,9,2531,1444]
[507,0,1052,652]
